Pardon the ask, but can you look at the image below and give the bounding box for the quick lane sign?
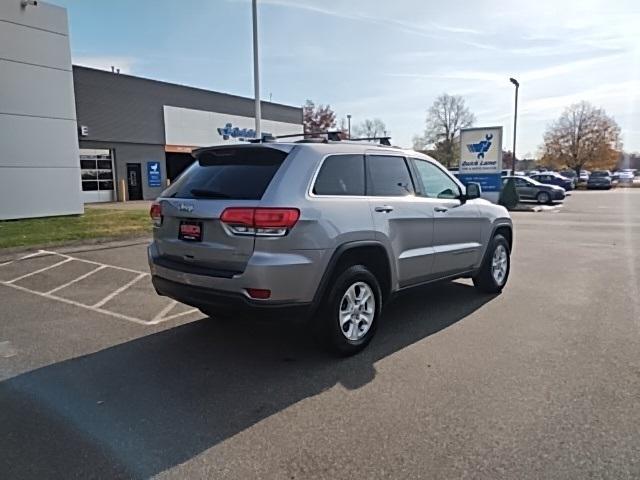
[147,161,161,188]
[457,127,503,193]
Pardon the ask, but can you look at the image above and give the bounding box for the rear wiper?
[190,189,231,198]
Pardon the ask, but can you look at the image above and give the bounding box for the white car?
[617,171,635,183]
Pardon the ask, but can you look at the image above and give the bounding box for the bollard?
[119,178,127,202]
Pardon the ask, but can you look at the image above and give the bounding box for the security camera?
[21,0,38,7]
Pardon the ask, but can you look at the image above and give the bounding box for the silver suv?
[149,139,513,355]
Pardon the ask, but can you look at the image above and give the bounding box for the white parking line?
[6,257,73,284]
[40,250,148,276]
[152,300,178,322]
[45,265,107,295]
[0,249,201,326]
[148,308,199,324]
[2,281,162,326]
[92,273,147,308]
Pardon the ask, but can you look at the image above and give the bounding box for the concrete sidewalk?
[86,200,151,211]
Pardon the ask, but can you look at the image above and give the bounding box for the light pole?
[252,0,261,139]
[347,114,352,138]
[509,77,519,176]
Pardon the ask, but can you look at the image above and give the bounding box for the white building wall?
[0,1,83,220]
[164,105,304,148]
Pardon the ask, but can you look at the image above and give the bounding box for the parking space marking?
[3,281,162,326]
[45,265,107,295]
[92,272,147,308]
[42,250,148,276]
[152,300,178,322]
[0,249,200,326]
[6,257,73,284]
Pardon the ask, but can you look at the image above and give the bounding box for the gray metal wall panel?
[1,60,76,119]
[0,114,78,168]
[73,66,303,145]
[0,20,72,70]
[0,1,68,35]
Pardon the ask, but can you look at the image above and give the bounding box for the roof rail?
[248,131,343,143]
[348,136,392,146]
[247,131,393,146]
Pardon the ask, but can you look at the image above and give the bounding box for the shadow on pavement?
[0,281,496,479]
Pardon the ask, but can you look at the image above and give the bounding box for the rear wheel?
[473,234,510,294]
[536,191,551,204]
[314,265,381,356]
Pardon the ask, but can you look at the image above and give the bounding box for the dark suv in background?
[587,170,613,189]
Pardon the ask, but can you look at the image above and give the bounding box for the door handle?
[434,206,448,213]
[374,205,394,213]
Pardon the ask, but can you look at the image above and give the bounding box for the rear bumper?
[587,182,611,189]
[148,242,328,307]
[151,275,312,318]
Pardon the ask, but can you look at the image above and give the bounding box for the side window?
[313,154,365,196]
[411,159,460,199]
[366,155,414,196]
[515,178,527,187]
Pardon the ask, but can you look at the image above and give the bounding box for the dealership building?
[74,66,303,203]
[0,0,302,219]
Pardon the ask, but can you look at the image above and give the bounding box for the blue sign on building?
[147,161,161,188]
[456,173,502,193]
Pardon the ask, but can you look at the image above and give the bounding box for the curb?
[0,235,151,263]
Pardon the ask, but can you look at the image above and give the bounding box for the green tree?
[540,101,621,175]
[414,94,475,167]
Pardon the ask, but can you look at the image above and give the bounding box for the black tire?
[473,234,510,294]
[536,191,551,204]
[314,264,382,356]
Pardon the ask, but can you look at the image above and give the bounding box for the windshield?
[591,171,610,177]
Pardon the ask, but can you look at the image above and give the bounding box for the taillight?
[150,201,162,227]
[220,207,300,237]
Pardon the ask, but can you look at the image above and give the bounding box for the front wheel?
[473,234,511,293]
[537,191,551,204]
[314,265,382,356]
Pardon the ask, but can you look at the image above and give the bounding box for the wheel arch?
[312,241,393,312]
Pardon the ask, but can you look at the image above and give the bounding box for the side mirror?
[465,182,481,200]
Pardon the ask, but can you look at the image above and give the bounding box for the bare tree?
[541,101,621,175]
[353,118,388,139]
[415,94,475,167]
[303,100,336,134]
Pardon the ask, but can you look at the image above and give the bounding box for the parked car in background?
[560,170,579,188]
[587,170,613,190]
[579,170,590,182]
[617,170,635,183]
[503,175,565,204]
[530,172,575,191]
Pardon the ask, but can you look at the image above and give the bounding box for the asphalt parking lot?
[1,189,639,479]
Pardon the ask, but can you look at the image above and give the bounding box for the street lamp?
[509,77,519,176]
[252,0,261,138]
[347,114,352,138]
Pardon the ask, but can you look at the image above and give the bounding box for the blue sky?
[55,0,639,155]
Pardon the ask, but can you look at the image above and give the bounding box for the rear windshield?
[591,171,609,177]
[162,147,287,200]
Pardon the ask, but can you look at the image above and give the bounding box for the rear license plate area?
[179,221,202,242]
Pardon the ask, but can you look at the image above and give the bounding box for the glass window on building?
[79,149,115,202]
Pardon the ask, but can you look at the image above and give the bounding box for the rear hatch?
[153,145,291,276]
